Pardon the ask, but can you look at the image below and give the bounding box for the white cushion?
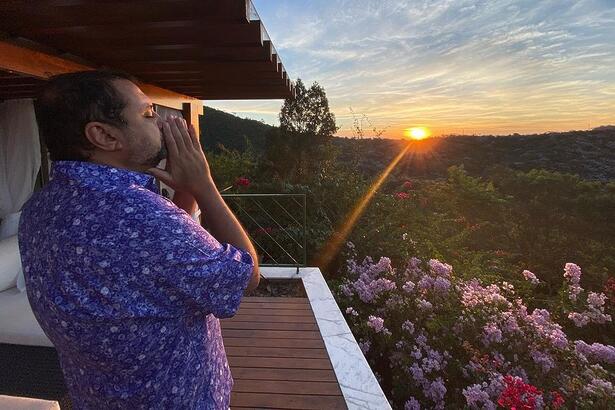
[0,286,52,347]
[16,267,26,292]
[0,211,21,240]
[0,235,22,292]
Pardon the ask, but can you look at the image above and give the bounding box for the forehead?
[112,79,152,110]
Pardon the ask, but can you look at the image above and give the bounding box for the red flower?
[395,192,410,200]
[402,180,413,190]
[235,177,250,187]
[550,391,565,409]
[497,375,542,410]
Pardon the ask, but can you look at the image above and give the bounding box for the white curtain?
[0,98,41,219]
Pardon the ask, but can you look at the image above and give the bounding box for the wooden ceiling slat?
[0,0,249,30]
[197,92,293,100]
[0,83,40,89]
[124,61,278,74]
[143,70,285,81]
[0,79,42,86]
[14,21,263,51]
[99,42,273,64]
[152,79,288,87]
[27,20,250,37]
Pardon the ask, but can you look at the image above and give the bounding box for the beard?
[142,132,168,167]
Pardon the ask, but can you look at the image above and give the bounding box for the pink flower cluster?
[575,341,615,365]
[563,265,612,327]
[341,256,397,303]
[367,315,386,333]
[564,262,582,301]
[521,270,540,285]
[338,254,615,408]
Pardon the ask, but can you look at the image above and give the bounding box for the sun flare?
[404,127,431,140]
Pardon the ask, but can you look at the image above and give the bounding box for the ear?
[84,121,123,152]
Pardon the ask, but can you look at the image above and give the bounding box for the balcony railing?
[221,194,307,267]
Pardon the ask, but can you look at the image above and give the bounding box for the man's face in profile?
[112,79,167,170]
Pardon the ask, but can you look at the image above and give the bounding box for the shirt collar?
[50,160,159,194]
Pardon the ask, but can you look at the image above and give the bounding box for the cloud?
[208,0,615,137]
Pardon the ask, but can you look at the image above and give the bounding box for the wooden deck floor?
[222,296,347,410]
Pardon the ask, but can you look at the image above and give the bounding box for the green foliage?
[279,79,338,139]
[206,145,258,189]
[200,106,274,154]
[263,79,339,183]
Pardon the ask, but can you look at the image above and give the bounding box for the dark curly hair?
[34,69,138,161]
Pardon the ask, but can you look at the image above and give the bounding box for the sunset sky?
[206,0,615,139]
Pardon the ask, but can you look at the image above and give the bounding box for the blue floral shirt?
[18,161,254,409]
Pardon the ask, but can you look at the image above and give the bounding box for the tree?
[267,79,338,182]
[279,79,338,140]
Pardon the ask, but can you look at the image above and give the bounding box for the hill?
[333,129,615,181]
[199,107,615,180]
[199,106,275,153]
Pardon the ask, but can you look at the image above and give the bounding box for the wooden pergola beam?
[0,40,92,80]
[0,40,197,99]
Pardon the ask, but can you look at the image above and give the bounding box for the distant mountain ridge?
[201,107,615,180]
[333,129,615,181]
[200,106,274,153]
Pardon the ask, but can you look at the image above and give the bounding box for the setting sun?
[404,127,431,140]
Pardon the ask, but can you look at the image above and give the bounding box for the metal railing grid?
[221,193,307,267]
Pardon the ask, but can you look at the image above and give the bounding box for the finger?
[187,123,200,149]
[162,121,179,159]
[147,167,174,186]
[174,116,193,150]
[168,116,187,153]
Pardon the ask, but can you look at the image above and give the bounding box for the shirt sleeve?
[133,193,255,319]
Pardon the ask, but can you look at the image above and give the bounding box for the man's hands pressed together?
[148,116,260,292]
[147,116,213,194]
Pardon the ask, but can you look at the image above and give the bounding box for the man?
[18,70,260,409]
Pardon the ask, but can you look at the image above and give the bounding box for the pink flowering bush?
[337,245,614,409]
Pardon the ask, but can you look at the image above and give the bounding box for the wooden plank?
[222,329,322,340]
[234,302,311,310]
[233,380,343,396]
[119,60,278,73]
[223,337,325,349]
[0,1,249,29]
[221,321,319,331]
[228,356,333,370]
[232,392,347,409]
[99,43,273,63]
[231,368,338,382]
[226,314,316,324]
[21,22,263,50]
[242,296,308,303]
[235,308,314,317]
[225,346,329,359]
[144,70,285,81]
[197,90,293,100]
